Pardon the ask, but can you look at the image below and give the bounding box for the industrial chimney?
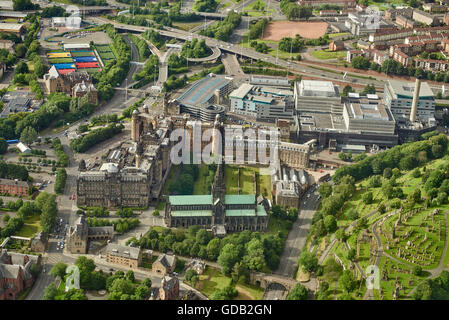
[410,78,421,123]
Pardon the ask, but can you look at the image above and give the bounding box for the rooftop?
[224,194,255,205]
[299,80,339,97]
[169,195,213,206]
[177,75,231,106]
[106,243,140,260]
[388,79,434,99]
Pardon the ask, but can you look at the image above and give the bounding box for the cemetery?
[314,154,449,300]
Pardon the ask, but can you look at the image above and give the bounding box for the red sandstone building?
[0,179,30,196]
[0,250,40,300]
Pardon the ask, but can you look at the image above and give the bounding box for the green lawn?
[329,32,351,39]
[224,165,271,199]
[193,165,213,195]
[16,215,41,238]
[197,267,233,298]
[195,266,264,299]
[312,49,347,60]
[172,22,203,31]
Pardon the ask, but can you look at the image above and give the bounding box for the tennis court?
[54,63,76,69]
[76,62,99,68]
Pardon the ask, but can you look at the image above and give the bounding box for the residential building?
[396,15,418,29]
[72,81,98,105]
[422,3,447,13]
[412,9,439,26]
[105,244,142,269]
[159,275,179,300]
[186,259,206,275]
[0,250,40,300]
[384,79,436,124]
[152,253,176,276]
[44,66,94,96]
[298,0,356,8]
[385,7,414,21]
[229,83,295,122]
[0,178,30,196]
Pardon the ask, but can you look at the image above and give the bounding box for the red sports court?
[75,62,99,68]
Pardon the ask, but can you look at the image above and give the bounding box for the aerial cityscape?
[1,0,449,305]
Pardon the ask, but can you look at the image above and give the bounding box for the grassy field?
[242,0,275,17]
[172,22,203,31]
[224,165,271,199]
[329,32,351,39]
[193,165,213,194]
[311,49,347,60]
[16,215,41,238]
[196,267,264,300]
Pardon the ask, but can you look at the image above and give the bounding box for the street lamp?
[125,78,128,101]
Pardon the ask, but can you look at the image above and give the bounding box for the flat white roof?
[63,43,90,50]
[0,23,23,31]
[299,80,338,97]
[230,83,253,99]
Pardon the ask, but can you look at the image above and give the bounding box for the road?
[90,17,394,88]
[276,187,321,278]
[221,53,245,77]
[122,35,141,89]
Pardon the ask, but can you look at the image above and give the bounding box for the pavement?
[275,187,321,278]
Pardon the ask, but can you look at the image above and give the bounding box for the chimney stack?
[410,78,421,123]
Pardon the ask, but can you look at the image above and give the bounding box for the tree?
[286,283,308,300]
[217,243,240,275]
[13,0,39,11]
[2,213,10,223]
[206,238,221,261]
[125,270,135,282]
[347,248,356,261]
[318,183,332,198]
[361,84,376,95]
[244,238,267,271]
[383,167,392,179]
[50,262,67,279]
[351,56,370,70]
[20,126,38,145]
[185,269,198,283]
[335,229,347,242]
[342,85,354,97]
[195,229,210,245]
[362,191,373,204]
[413,266,423,276]
[323,215,337,233]
[141,278,152,288]
[43,283,58,300]
[0,137,7,154]
[297,251,318,274]
[16,61,29,74]
[339,270,357,293]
